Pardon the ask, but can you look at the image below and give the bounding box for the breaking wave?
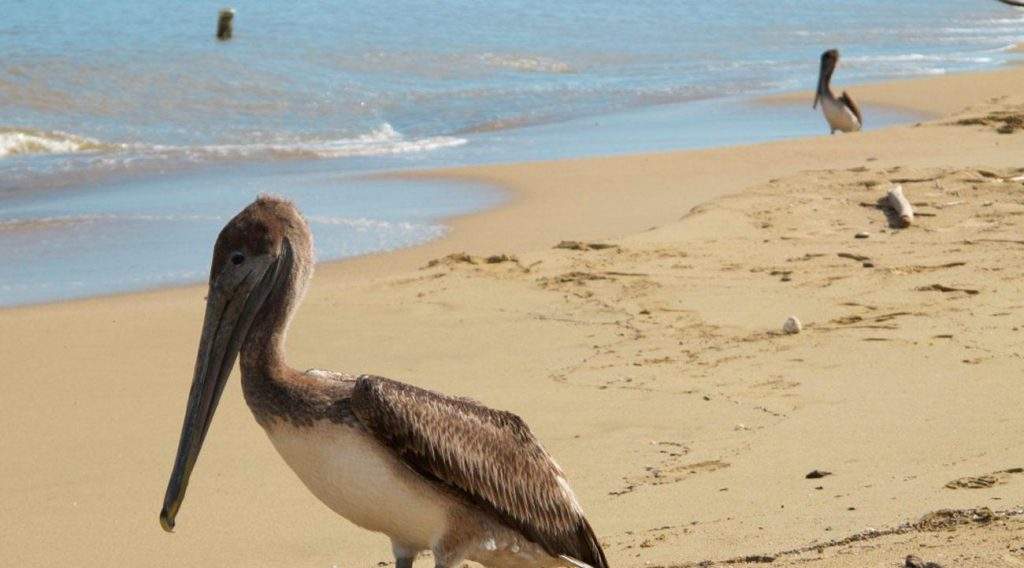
[167,124,467,161]
[0,123,466,164]
[0,212,447,236]
[478,53,575,74]
[0,128,118,158]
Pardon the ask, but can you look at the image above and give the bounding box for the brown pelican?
[159,196,608,568]
[813,49,862,134]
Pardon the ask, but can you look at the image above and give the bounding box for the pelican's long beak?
[814,56,835,109]
[813,61,826,109]
[159,246,289,532]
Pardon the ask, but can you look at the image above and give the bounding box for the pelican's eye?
[230,252,245,266]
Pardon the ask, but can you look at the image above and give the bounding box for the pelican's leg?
[432,536,469,568]
[392,540,418,568]
[432,549,466,568]
[434,551,468,567]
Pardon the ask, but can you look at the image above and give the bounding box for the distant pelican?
[159,196,608,568]
[813,49,862,134]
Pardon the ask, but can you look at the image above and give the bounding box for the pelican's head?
[814,49,841,108]
[160,195,312,533]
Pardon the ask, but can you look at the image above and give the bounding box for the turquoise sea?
[2,1,1023,305]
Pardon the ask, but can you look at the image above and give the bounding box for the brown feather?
[350,376,608,568]
[840,91,862,126]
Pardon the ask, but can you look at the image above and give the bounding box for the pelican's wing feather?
[840,91,862,126]
[350,375,607,568]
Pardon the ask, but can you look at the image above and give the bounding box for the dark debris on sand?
[554,240,620,251]
[954,109,1024,134]
[905,555,944,568]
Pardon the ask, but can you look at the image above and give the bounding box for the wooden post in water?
[216,8,234,41]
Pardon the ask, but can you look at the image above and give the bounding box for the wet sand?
[2,65,1024,567]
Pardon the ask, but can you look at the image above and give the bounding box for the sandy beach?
[3,64,1024,567]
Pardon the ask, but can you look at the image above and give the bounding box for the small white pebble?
[855,231,870,239]
[783,316,802,335]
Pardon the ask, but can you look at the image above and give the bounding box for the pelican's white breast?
[264,419,451,549]
[821,96,861,133]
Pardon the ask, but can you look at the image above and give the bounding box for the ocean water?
[2,1,1023,306]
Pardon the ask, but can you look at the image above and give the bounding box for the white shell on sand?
[783,316,802,334]
[886,184,914,228]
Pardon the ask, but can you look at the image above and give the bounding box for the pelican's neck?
[240,286,291,381]
[818,62,836,100]
[240,252,309,382]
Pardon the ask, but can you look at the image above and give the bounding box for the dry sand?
[3,65,1024,567]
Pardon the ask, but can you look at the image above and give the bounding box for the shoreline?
[302,63,1024,288]
[3,62,1024,567]
[759,62,1024,116]
[5,64,1017,313]
[8,58,1023,310]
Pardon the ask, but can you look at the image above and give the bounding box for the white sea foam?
[845,52,994,64]
[479,53,575,74]
[942,23,1024,34]
[0,128,114,158]
[0,123,467,183]
[307,214,446,234]
[0,212,447,238]
[0,213,225,231]
[179,124,467,160]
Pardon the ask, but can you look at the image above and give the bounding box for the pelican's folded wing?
[840,91,862,126]
[350,375,607,568]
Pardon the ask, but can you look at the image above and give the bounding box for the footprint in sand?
[611,455,730,496]
[944,468,1023,490]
